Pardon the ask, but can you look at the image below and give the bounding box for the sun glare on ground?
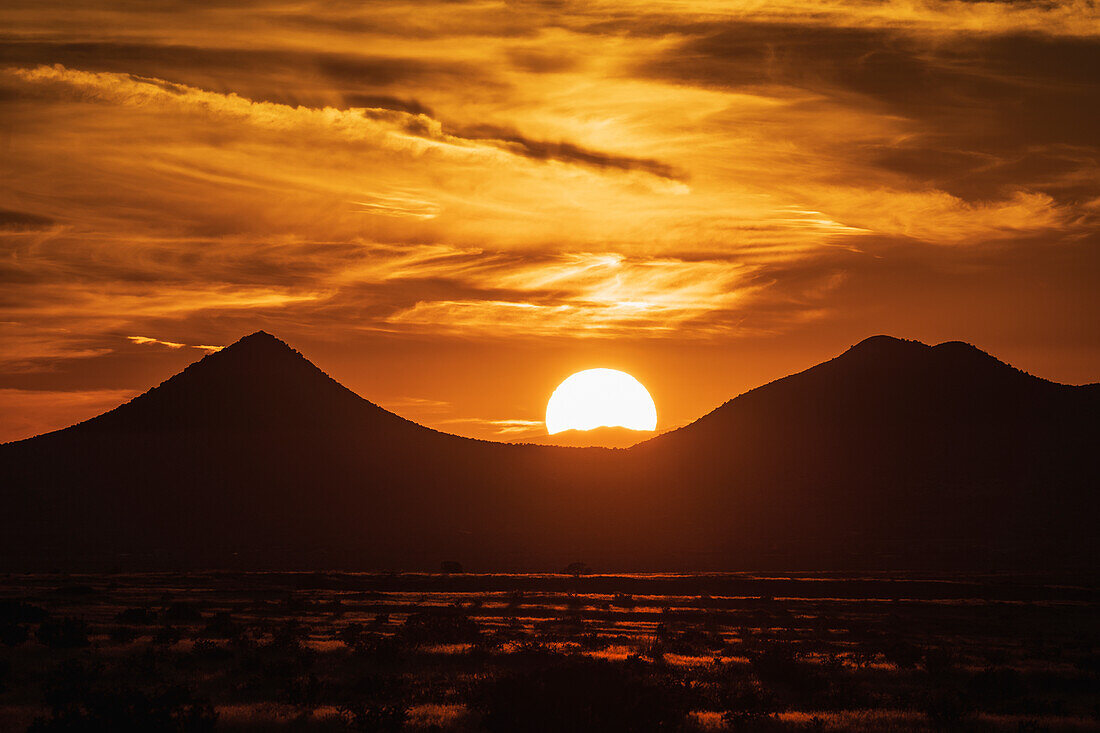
[545,368,658,435]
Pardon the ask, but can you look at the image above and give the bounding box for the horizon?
[7,329,1091,448]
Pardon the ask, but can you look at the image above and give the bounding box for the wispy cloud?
[7,64,683,184]
[437,417,546,437]
[128,336,222,353]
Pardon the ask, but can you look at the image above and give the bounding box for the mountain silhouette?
[537,426,653,449]
[59,331,441,438]
[0,333,1095,571]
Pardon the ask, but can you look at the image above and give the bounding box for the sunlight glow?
[545,368,657,434]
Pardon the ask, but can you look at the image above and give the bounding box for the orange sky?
[1,0,1097,443]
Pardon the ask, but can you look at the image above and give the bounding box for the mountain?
[535,426,653,449]
[0,333,1095,571]
[630,335,1098,568]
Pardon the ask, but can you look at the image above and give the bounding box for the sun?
[545,368,658,434]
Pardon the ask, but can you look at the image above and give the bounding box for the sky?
[0,0,1097,444]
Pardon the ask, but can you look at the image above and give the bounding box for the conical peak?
[846,335,927,355]
[79,330,368,433]
[198,330,309,370]
[837,335,1016,377]
[223,330,294,352]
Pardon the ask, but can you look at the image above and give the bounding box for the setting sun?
[545,369,658,435]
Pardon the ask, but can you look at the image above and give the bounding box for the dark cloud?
[506,47,581,73]
[342,94,435,116]
[456,123,686,181]
[0,208,55,231]
[636,23,1099,202]
[270,8,540,40]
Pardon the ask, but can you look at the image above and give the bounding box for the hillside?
[0,333,1095,571]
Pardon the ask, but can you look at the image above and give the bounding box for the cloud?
[453,123,686,181]
[127,336,222,353]
[7,64,683,183]
[0,208,56,231]
[437,416,546,437]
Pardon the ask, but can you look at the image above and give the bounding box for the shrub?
[748,644,859,709]
[201,611,240,639]
[400,608,480,646]
[31,682,217,732]
[351,634,406,665]
[921,685,972,730]
[0,599,49,624]
[278,673,325,715]
[339,622,366,648]
[720,679,782,732]
[153,625,182,647]
[966,667,1026,710]
[564,562,592,576]
[108,626,138,644]
[1,623,29,647]
[115,607,158,625]
[921,648,959,680]
[471,657,691,732]
[338,702,407,732]
[36,617,90,649]
[163,602,202,624]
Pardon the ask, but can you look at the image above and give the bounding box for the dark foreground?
[0,572,1097,731]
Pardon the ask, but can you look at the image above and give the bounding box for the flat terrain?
[0,572,1097,731]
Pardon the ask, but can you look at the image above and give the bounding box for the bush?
[115,607,158,625]
[338,702,407,732]
[351,634,406,665]
[108,626,138,645]
[748,644,859,710]
[37,617,90,649]
[339,622,366,648]
[720,678,782,732]
[471,658,691,732]
[0,599,49,624]
[966,667,1026,711]
[401,608,480,646]
[163,602,203,624]
[921,685,972,730]
[0,623,29,647]
[278,673,324,714]
[31,683,217,732]
[921,648,959,680]
[201,611,240,639]
[153,625,182,647]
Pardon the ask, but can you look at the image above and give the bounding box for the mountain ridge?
[1,332,1095,571]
